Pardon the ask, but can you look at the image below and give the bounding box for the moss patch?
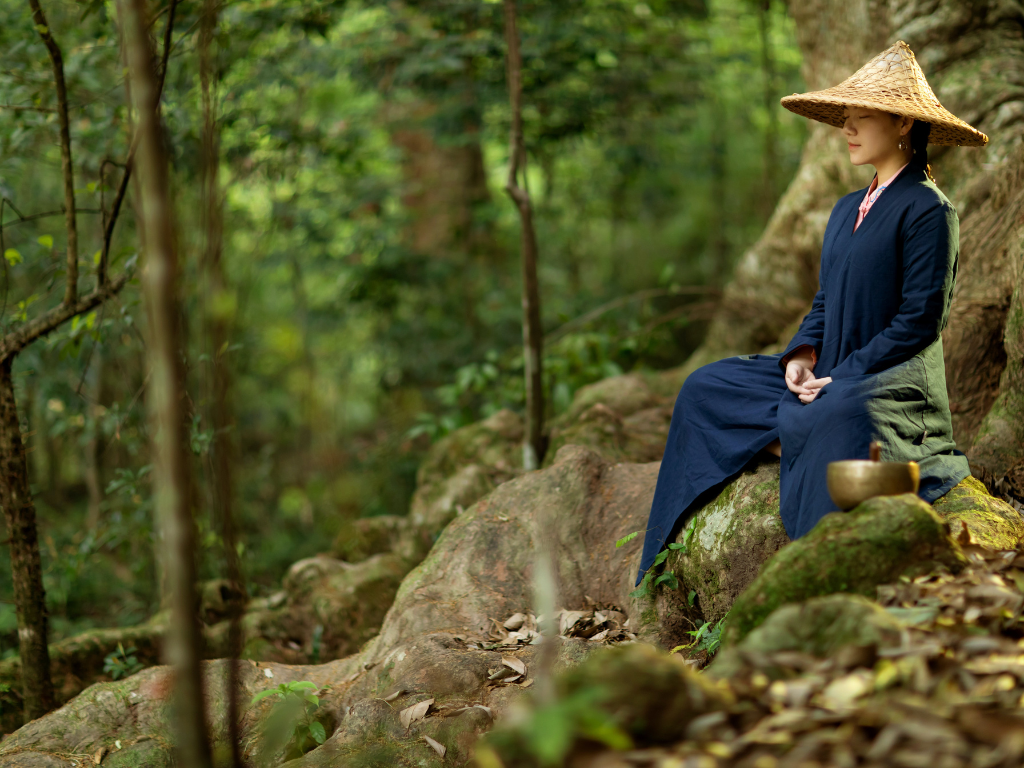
[710,594,905,678]
[932,475,1024,549]
[723,493,966,646]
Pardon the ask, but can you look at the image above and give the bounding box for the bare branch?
[100,0,177,287]
[0,104,55,113]
[27,0,78,306]
[0,273,129,362]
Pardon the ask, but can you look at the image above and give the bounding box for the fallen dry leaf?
[399,698,434,729]
[502,656,526,676]
[503,613,526,631]
[423,735,446,757]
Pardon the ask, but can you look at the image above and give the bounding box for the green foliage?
[482,685,632,767]
[615,530,640,548]
[102,643,143,680]
[251,681,329,763]
[0,0,805,650]
[629,522,695,598]
[672,614,728,655]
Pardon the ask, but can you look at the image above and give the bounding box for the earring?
[898,136,908,151]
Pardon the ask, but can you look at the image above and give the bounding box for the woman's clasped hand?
[785,349,832,404]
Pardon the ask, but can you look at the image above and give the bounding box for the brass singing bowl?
[827,460,920,511]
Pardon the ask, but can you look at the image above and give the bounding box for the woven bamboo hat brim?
[780,41,988,147]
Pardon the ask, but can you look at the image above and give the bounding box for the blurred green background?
[0,0,805,653]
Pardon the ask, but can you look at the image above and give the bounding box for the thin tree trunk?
[707,94,729,284]
[503,0,545,470]
[757,0,779,219]
[0,360,55,720]
[124,0,212,764]
[27,0,77,306]
[84,343,104,530]
[200,0,243,762]
[289,254,315,453]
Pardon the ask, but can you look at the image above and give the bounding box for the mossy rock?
[279,553,411,659]
[544,402,674,468]
[483,642,732,765]
[0,621,167,735]
[710,594,905,678]
[932,475,1024,549]
[413,409,523,492]
[332,515,409,563]
[558,373,668,423]
[723,493,967,646]
[408,463,497,542]
[103,739,174,768]
[671,459,787,624]
[631,459,787,649]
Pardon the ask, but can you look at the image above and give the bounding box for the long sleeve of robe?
[637,166,970,584]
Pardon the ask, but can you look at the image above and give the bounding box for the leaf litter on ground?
[456,606,636,655]
[560,536,1024,767]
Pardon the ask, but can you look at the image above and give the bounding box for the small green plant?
[480,685,632,767]
[251,681,328,763]
[621,523,695,599]
[672,614,728,656]
[103,643,144,680]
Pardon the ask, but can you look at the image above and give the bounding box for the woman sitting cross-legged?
[637,40,988,585]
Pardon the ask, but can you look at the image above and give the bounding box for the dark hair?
[908,120,935,184]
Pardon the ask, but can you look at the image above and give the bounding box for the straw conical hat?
[780,40,988,147]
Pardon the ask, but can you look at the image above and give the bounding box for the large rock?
[710,594,906,678]
[331,514,409,563]
[559,372,670,423]
[482,642,732,765]
[667,458,787,625]
[360,445,656,661]
[272,552,409,660]
[723,493,967,646]
[0,656,363,767]
[409,409,524,533]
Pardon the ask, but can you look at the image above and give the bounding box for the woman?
[637,41,989,585]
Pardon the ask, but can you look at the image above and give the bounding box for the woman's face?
[841,106,913,167]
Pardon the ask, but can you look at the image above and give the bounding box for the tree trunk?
[685,0,1024,493]
[503,0,546,471]
[200,0,243,762]
[123,0,212,764]
[84,343,104,530]
[27,0,78,306]
[0,360,55,721]
[757,0,780,220]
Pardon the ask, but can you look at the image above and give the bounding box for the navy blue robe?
[637,165,971,584]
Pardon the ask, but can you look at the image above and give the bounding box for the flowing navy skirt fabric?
[636,352,878,586]
[636,347,968,585]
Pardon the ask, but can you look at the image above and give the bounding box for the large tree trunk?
[0,361,55,721]
[686,0,1024,497]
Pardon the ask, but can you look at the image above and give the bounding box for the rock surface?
[723,493,968,646]
[360,445,657,662]
[709,594,906,678]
